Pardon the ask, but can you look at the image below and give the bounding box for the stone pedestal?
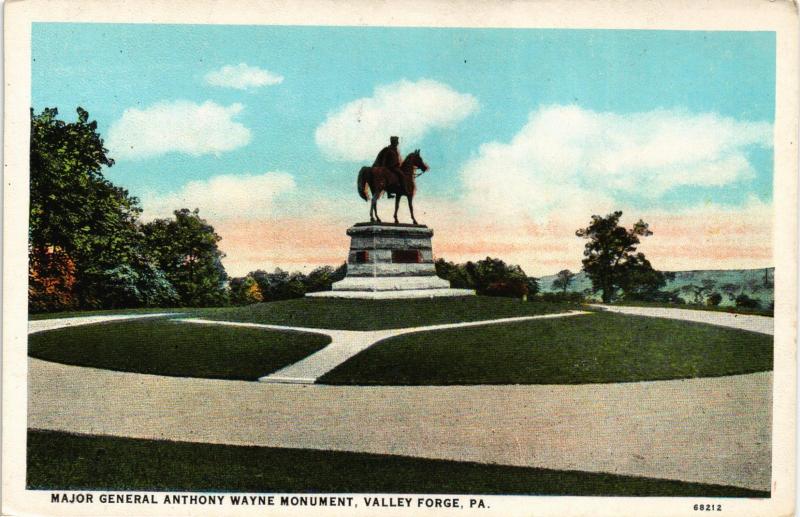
[306,223,475,299]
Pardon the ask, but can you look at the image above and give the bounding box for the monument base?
[306,222,475,300]
[306,288,475,299]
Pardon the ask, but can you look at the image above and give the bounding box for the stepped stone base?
[307,222,475,300]
[307,288,476,299]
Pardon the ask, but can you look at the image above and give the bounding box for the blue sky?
[31,24,776,274]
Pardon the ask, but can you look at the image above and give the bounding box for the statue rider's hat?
[390,136,399,145]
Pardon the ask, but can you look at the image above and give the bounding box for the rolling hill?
[538,267,774,307]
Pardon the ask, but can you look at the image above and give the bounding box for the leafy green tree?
[575,211,658,303]
[29,107,144,309]
[465,257,528,294]
[142,209,228,307]
[720,283,741,302]
[436,257,536,298]
[435,259,475,289]
[97,263,179,308]
[526,277,540,297]
[303,265,350,293]
[616,254,666,301]
[229,275,263,305]
[551,269,575,293]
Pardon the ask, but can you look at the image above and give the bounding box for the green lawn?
[320,312,773,385]
[27,430,766,497]
[197,296,577,330]
[29,306,184,320]
[28,319,330,380]
[606,300,774,317]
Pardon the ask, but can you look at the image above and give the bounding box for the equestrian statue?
[357,136,429,224]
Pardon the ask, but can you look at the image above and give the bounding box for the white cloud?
[204,63,284,90]
[460,105,772,220]
[315,79,478,161]
[142,172,296,220]
[107,100,251,160]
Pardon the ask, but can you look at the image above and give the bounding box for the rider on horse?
[373,136,404,199]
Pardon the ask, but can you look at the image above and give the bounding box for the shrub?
[537,291,584,303]
[484,280,528,299]
[735,294,760,309]
[706,292,723,307]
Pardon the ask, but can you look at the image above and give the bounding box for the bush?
[436,257,535,298]
[484,280,528,299]
[735,294,760,309]
[706,292,722,307]
[537,292,584,303]
[28,247,79,313]
[229,275,263,306]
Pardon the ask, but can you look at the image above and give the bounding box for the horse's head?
[405,149,429,172]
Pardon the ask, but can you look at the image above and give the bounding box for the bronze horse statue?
[357,150,429,224]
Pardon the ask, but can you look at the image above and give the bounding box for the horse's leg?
[408,195,418,225]
[373,190,382,223]
[367,185,375,222]
[393,193,401,224]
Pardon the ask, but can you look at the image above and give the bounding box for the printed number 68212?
[693,504,722,511]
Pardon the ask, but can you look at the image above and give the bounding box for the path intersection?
[27,306,774,492]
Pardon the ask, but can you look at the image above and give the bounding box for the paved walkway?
[28,313,181,335]
[26,307,773,491]
[179,311,590,383]
[590,305,774,335]
[28,358,771,492]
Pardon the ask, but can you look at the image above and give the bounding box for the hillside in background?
[539,268,774,307]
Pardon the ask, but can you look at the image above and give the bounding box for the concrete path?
[28,313,180,335]
[179,311,591,384]
[28,358,772,492]
[26,307,773,491]
[590,305,774,335]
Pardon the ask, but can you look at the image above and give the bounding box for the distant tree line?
[228,265,346,305]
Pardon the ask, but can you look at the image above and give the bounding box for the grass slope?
[197,296,576,331]
[28,430,767,497]
[29,307,183,321]
[320,312,773,385]
[28,319,330,381]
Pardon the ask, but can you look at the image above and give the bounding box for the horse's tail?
[357,167,370,201]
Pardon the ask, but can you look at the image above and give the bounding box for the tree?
[551,269,575,293]
[95,262,179,308]
[142,209,228,307]
[526,277,540,297]
[28,247,78,312]
[575,211,658,303]
[435,257,537,298]
[303,265,347,293]
[720,283,741,302]
[435,259,475,289]
[681,284,711,305]
[616,253,667,301]
[465,257,528,294]
[229,275,263,305]
[29,107,144,309]
[707,292,723,306]
[735,293,760,309]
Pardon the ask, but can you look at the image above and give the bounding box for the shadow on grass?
[28,430,767,497]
